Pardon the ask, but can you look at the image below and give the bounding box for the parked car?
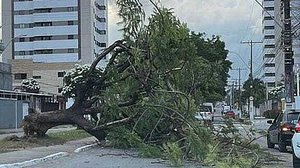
[267,110,300,152]
[292,119,300,167]
[224,111,235,119]
[195,106,213,122]
[202,103,215,121]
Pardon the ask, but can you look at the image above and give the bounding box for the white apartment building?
[2,0,108,94]
[262,0,276,90]
[274,0,300,85]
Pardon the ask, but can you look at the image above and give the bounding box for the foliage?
[241,78,266,107]
[268,85,284,100]
[61,64,103,98]
[106,127,142,149]
[189,32,232,103]
[138,144,162,158]
[263,109,280,119]
[21,78,40,93]
[163,142,183,166]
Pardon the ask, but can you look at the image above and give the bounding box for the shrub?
[263,110,279,119]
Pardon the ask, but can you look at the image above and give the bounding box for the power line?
[253,0,284,30]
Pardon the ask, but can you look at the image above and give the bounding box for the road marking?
[0,152,69,168]
[74,143,99,153]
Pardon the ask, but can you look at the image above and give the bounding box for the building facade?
[262,0,276,90]
[2,0,108,94]
[273,0,300,85]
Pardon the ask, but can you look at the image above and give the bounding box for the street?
[29,148,206,168]
[251,118,293,168]
[214,115,293,168]
[22,116,293,168]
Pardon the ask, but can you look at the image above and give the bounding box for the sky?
[107,0,264,84]
[0,0,264,84]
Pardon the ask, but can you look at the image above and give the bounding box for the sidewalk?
[0,137,98,164]
[0,125,76,141]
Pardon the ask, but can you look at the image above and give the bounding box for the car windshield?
[286,112,300,124]
[199,106,210,112]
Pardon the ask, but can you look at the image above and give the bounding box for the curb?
[74,143,99,153]
[0,152,69,168]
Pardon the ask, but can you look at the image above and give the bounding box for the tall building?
[262,0,276,90]
[273,0,300,85]
[2,0,108,94]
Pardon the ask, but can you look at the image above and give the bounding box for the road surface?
[29,147,207,168]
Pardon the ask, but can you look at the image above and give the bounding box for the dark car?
[224,111,235,119]
[267,110,300,152]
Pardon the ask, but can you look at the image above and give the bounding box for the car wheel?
[293,153,300,168]
[267,135,275,148]
[278,136,287,152]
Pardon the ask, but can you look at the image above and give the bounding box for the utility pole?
[282,0,294,103]
[231,68,246,116]
[240,40,263,81]
[240,41,262,121]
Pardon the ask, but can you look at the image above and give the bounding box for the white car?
[195,106,213,122]
[292,121,300,167]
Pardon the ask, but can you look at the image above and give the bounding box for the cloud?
[108,0,262,41]
[107,0,263,81]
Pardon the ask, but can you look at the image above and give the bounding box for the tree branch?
[92,117,133,131]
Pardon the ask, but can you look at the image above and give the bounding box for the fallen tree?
[22,1,271,167]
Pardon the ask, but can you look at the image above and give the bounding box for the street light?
[0,34,27,62]
[0,34,27,53]
[228,51,250,71]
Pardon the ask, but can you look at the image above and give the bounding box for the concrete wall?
[0,99,24,129]
[0,62,12,90]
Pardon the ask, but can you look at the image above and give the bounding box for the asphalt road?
[213,116,293,168]
[23,116,293,168]
[251,119,293,168]
[30,148,207,168]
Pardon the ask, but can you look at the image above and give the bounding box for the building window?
[20,24,26,28]
[264,35,275,39]
[264,44,275,48]
[14,0,33,1]
[68,48,75,53]
[35,22,52,27]
[19,51,26,55]
[265,54,275,58]
[35,49,53,54]
[267,82,276,87]
[19,38,26,42]
[67,7,77,12]
[264,7,274,11]
[35,36,52,41]
[95,15,106,22]
[68,21,75,25]
[95,41,106,47]
[33,76,41,79]
[265,63,275,67]
[265,73,275,77]
[264,16,273,20]
[95,2,106,10]
[95,27,106,35]
[58,72,65,77]
[264,26,275,30]
[99,43,106,47]
[14,73,27,80]
[68,35,75,39]
[35,8,52,13]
